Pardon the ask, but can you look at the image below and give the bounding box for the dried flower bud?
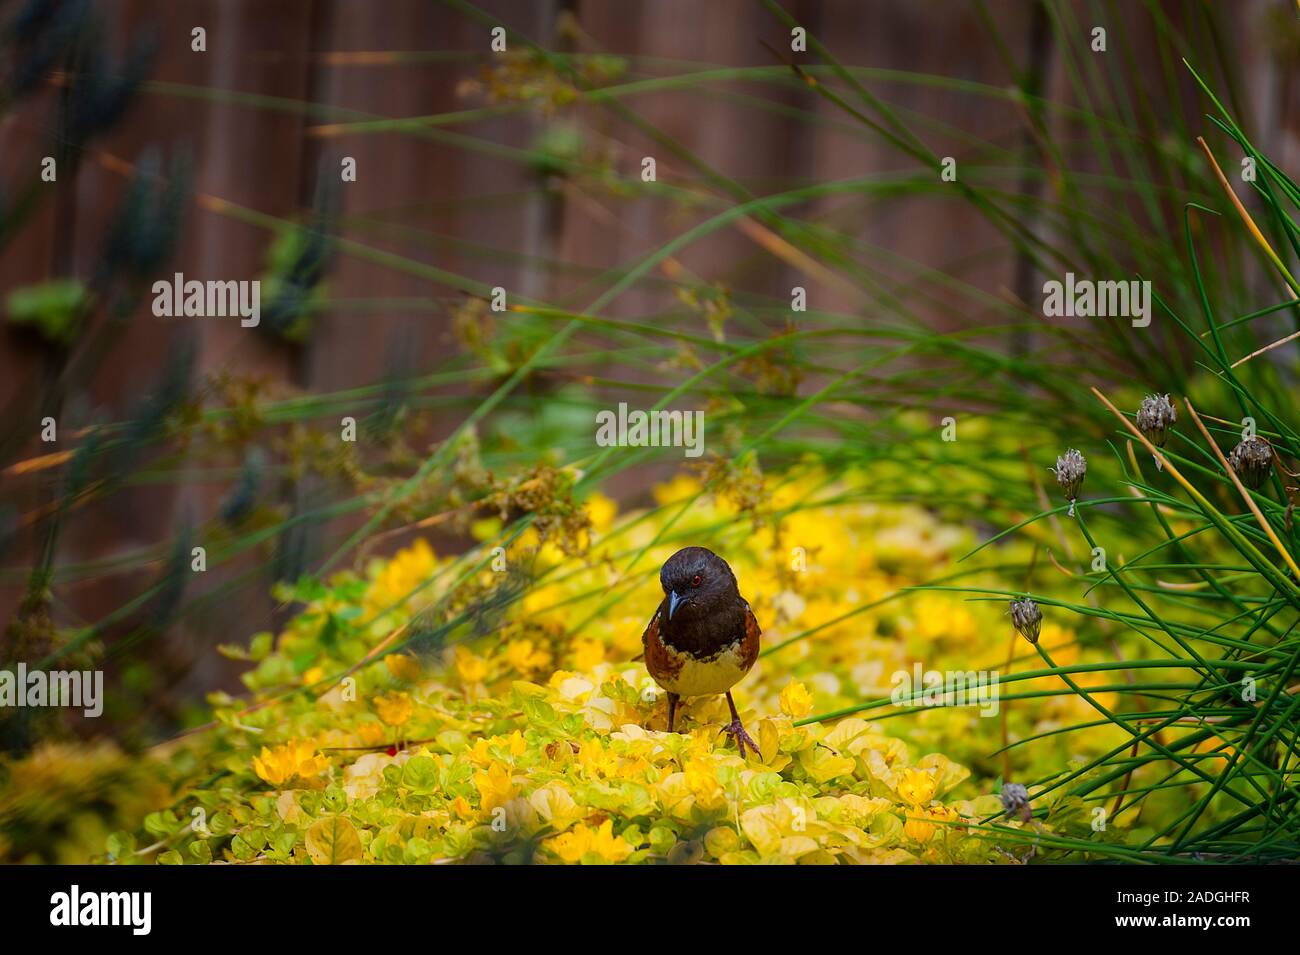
[65,25,157,151]
[1051,449,1086,516]
[1000,782,1032,823]
[220,447,266,527]
[261,172,339,341]
[10,0,91,100]
[96,148,190,285]
[1136,394,1176,448]
[1009,597,1042,645]
[1228,436,1272,490]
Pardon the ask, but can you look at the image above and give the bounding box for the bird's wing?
[640,606,662,654]
[739,599,762,670]
[642,600,685,685]
[628,596,668,664]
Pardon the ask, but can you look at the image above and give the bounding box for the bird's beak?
[667,591,687,621]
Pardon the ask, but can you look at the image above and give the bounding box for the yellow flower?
[897,767,938,807]
[373,692,413,727]
[473,761,517,814]
[575,737,619,779]
[779,680,813,719]
[365,538,437,618]
[251,739,329,786]
[589,819,634,862]
[547,819,632,863]
[903,804,958,843]
[908,594,977,646]
[548,825,592,863]
[903,810,936,843]
[585,492,618,533]
[572,637,606,672]
[301,666,325,686]
[455,646,488,684]
[504,639,550,672]
[384,653,422,683]
[506,730,527,757]
[611,619,644,657]
[652,474,702,506]
[472,730,528,762]
[684,756,727,810]
[355,721,387,746]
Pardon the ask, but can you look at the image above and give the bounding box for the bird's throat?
[660,597,745,659]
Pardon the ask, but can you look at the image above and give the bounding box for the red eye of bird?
[691,574,702,587]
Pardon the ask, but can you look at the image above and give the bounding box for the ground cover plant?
[2,0,1299,866]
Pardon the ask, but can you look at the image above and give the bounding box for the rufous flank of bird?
[641,546,762,757]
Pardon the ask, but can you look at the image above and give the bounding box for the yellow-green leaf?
[306,815,363,865]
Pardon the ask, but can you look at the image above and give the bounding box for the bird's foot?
[723,719,761,759]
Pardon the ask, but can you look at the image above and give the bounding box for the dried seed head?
[1228,436,1273,490]
[1009,597,1042,645]
[97,149,190,284]
[1136,394,1176,448]
[1000,782,1032,822]
[1051,449,1087,508]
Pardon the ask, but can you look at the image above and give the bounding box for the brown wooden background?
[1,0,1294,717]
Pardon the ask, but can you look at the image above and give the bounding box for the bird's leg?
[667,692,679,733]
[723,691,761,758]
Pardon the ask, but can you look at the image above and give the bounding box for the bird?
[641,546,762,757]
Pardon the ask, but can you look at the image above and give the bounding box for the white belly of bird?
[659,640,750,698]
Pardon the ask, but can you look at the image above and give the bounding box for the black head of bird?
[659,545,738,624]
